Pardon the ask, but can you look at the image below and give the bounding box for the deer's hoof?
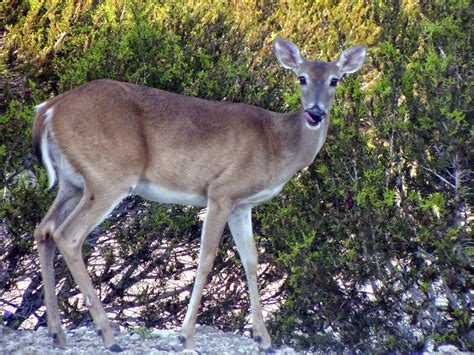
[254,335,274,353]
[51,331,67,348]
[108,343,123,352]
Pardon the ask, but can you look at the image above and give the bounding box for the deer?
[32,38,366,352]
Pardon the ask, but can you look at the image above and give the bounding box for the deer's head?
[275,38,367,129]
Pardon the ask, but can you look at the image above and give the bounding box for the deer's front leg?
[180,199,232,350]
[228,204,272,350]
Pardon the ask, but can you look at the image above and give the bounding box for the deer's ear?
[275,38,303,71]
[337,45,367,74]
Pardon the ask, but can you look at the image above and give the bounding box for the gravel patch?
[0,324,296,354]
[1,324,468,354]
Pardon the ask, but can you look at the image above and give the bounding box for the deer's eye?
[298,76,307,85]
[330,78,339,87]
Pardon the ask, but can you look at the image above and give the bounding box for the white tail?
[33,38,366,351]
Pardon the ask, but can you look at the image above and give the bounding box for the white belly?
[132,180,208,207]
[133,179,285,208]
[239,183,285,206]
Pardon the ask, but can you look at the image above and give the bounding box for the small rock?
[424,339,435,352]
[278,345,296,354]
[158,329,177,338]
[437,344,460,352]
[130,333,141,341]
[73,326,88,337]
[150,329,162,338]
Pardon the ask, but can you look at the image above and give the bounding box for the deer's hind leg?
[50,181,129,352]
[35,178,83,348]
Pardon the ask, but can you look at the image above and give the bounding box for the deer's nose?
[305,105,326,126]
[306,105,326,119]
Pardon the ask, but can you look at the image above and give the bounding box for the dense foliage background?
[1,0,472,352]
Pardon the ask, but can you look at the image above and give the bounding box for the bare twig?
[419,164,455,189]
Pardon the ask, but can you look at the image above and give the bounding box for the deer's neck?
[282,109,330,172]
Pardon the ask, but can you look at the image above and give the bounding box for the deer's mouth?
[304,110,324,126]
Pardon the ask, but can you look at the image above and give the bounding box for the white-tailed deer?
[33,38,366,352]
